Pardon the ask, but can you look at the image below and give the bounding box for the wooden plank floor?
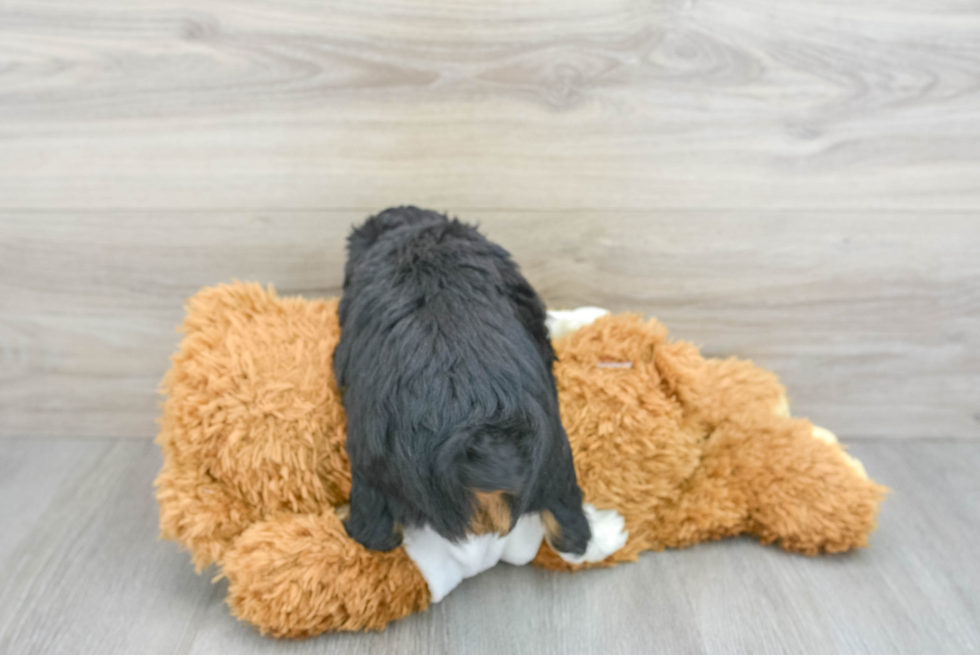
[0,438,977,654]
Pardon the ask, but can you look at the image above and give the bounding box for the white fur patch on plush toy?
[773,395,869,480]
[811,425,869,479]
[545,307,610,340]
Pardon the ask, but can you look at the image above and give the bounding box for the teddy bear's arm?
[221,510,430,637]
[154,459,259,571]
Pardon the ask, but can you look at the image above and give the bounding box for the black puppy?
[334,206,591,558]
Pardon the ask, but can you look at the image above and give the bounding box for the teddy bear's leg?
[221,509,430,637]
[155,461,260,571]
[703,415,885,555]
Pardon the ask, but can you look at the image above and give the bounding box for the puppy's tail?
[433,422,529,536]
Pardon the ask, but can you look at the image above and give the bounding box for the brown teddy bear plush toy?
[155,282,885,638]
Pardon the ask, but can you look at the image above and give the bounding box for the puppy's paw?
[343,517,404,552]
[557,504,628,564]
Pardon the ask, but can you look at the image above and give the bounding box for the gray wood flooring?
[0,438,977,654]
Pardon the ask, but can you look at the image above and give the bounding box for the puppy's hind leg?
[541,450,628,564]
[344,474,403,552]
[541,500,591,557]
[544,503,629,565]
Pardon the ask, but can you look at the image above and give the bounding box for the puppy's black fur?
[334,207,591,555]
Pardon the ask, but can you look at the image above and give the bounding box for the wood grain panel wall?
[1,213,976,439]
[0,0,978,438]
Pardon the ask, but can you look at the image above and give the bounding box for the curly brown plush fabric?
[222,510,429,637]
[155,282,885,637]
[156,284,350,572]
[532,316,884,572]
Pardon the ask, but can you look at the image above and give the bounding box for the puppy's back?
[335,208,563,540]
